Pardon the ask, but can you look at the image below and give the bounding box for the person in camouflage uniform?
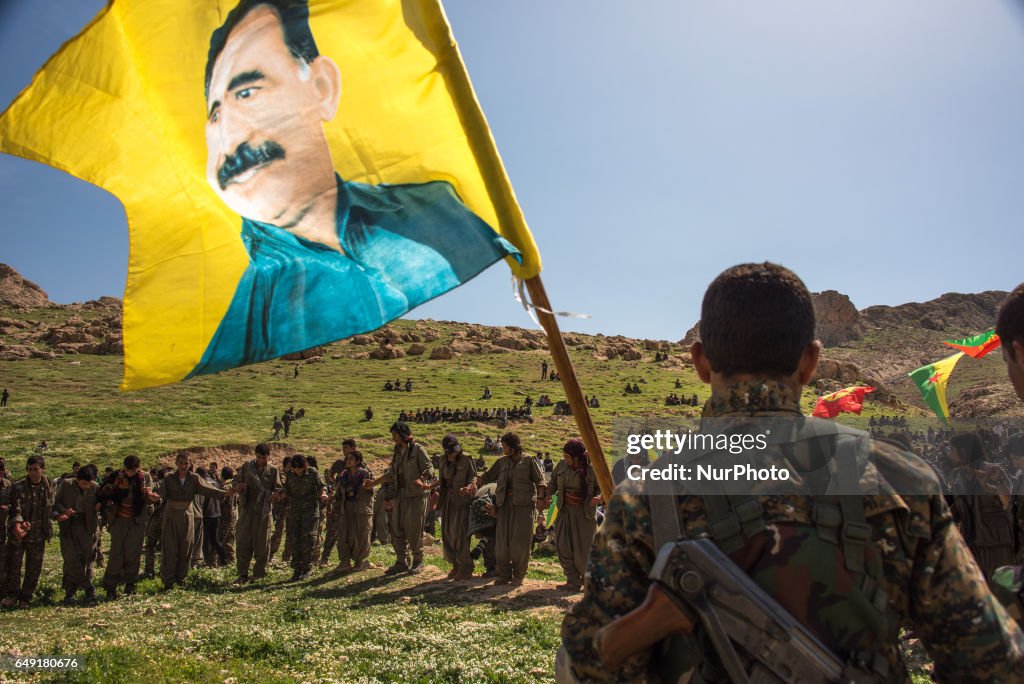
[269,456,291,562]
[98,455,159,598]
[549,439,601,592]
[282,454,327,581]
[559,263,1024,683]
[2,456,54,609]
[218,466,237,565]
[143,467,167,579]
[438,434,477,581]
[372,421,434,574]
[233,444,283,584]
[0,458,11,590]
[54,466,100,604]
[307,456,326,564]
[157,453,226,589]
[322,440,358,564]
[474,432,545,586]
[335,450,374,572]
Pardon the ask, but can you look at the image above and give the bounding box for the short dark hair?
[255,443,271,457]
[205,0,319,99]
[996,284,1024,361]
[124,455,141,470]
[27,455,45,469]
[347,450,364,465]
[222,467,235,480]
[77,468,95,482]
[700,262,815,377]
[342,439,356,449]
[305,455,318,468]
[291,454,307,469]
[1006,432,1024,457]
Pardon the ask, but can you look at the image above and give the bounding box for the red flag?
[812,386,875,419]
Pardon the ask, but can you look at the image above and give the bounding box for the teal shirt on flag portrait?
[189,175,520,376]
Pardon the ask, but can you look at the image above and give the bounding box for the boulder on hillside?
[406,343,426,356]
[350,335,373,345]
[0,343,56,360]
[493,336,528,351]
[450,339,484,355]
[429,345,453,360]
[282,346,325,360]
[369,345,405,360]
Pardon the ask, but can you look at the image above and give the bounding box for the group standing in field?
[0,419,605,608]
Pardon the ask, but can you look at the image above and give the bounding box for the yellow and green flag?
[0,0,540,389]
[908,352,964,425]
[545,492,559,528]
[944,329,1001,359]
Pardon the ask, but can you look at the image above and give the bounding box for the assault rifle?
[596,538,878,683]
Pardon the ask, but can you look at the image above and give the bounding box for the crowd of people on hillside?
[398,405,533,425]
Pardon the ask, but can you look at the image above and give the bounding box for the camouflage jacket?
[561,380,1024,683]
[284,468,326,519]
[8,477,55,543]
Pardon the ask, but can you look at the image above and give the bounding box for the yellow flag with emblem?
[0,0,540,390]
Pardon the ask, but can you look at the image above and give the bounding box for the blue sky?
[1,1,1022,341]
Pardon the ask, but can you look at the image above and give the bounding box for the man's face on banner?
[205,5,340,227]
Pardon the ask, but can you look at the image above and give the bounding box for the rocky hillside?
[682,289,1019,418]
[0,263,50,308]
[1,263,1018,418]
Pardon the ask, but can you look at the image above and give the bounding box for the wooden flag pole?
[525,276,614,502]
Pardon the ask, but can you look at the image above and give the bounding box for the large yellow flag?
[0,0,540,389]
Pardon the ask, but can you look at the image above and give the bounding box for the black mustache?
[217,141,286,190]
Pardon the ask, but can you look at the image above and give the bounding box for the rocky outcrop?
[43,314,123,355]
[812,291,862,346]
[948,385,1020,418]
[859,292,1005,335]
[406,343,426,356]
[0,343,56,360]
[0,264,50,308]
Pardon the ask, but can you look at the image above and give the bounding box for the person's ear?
[310,56,342,121]
[796,340,821,387]
[691,341,711,383]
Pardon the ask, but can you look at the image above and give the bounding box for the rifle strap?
[650,493,681,552]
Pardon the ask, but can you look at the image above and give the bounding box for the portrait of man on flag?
[193,0,520,376]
